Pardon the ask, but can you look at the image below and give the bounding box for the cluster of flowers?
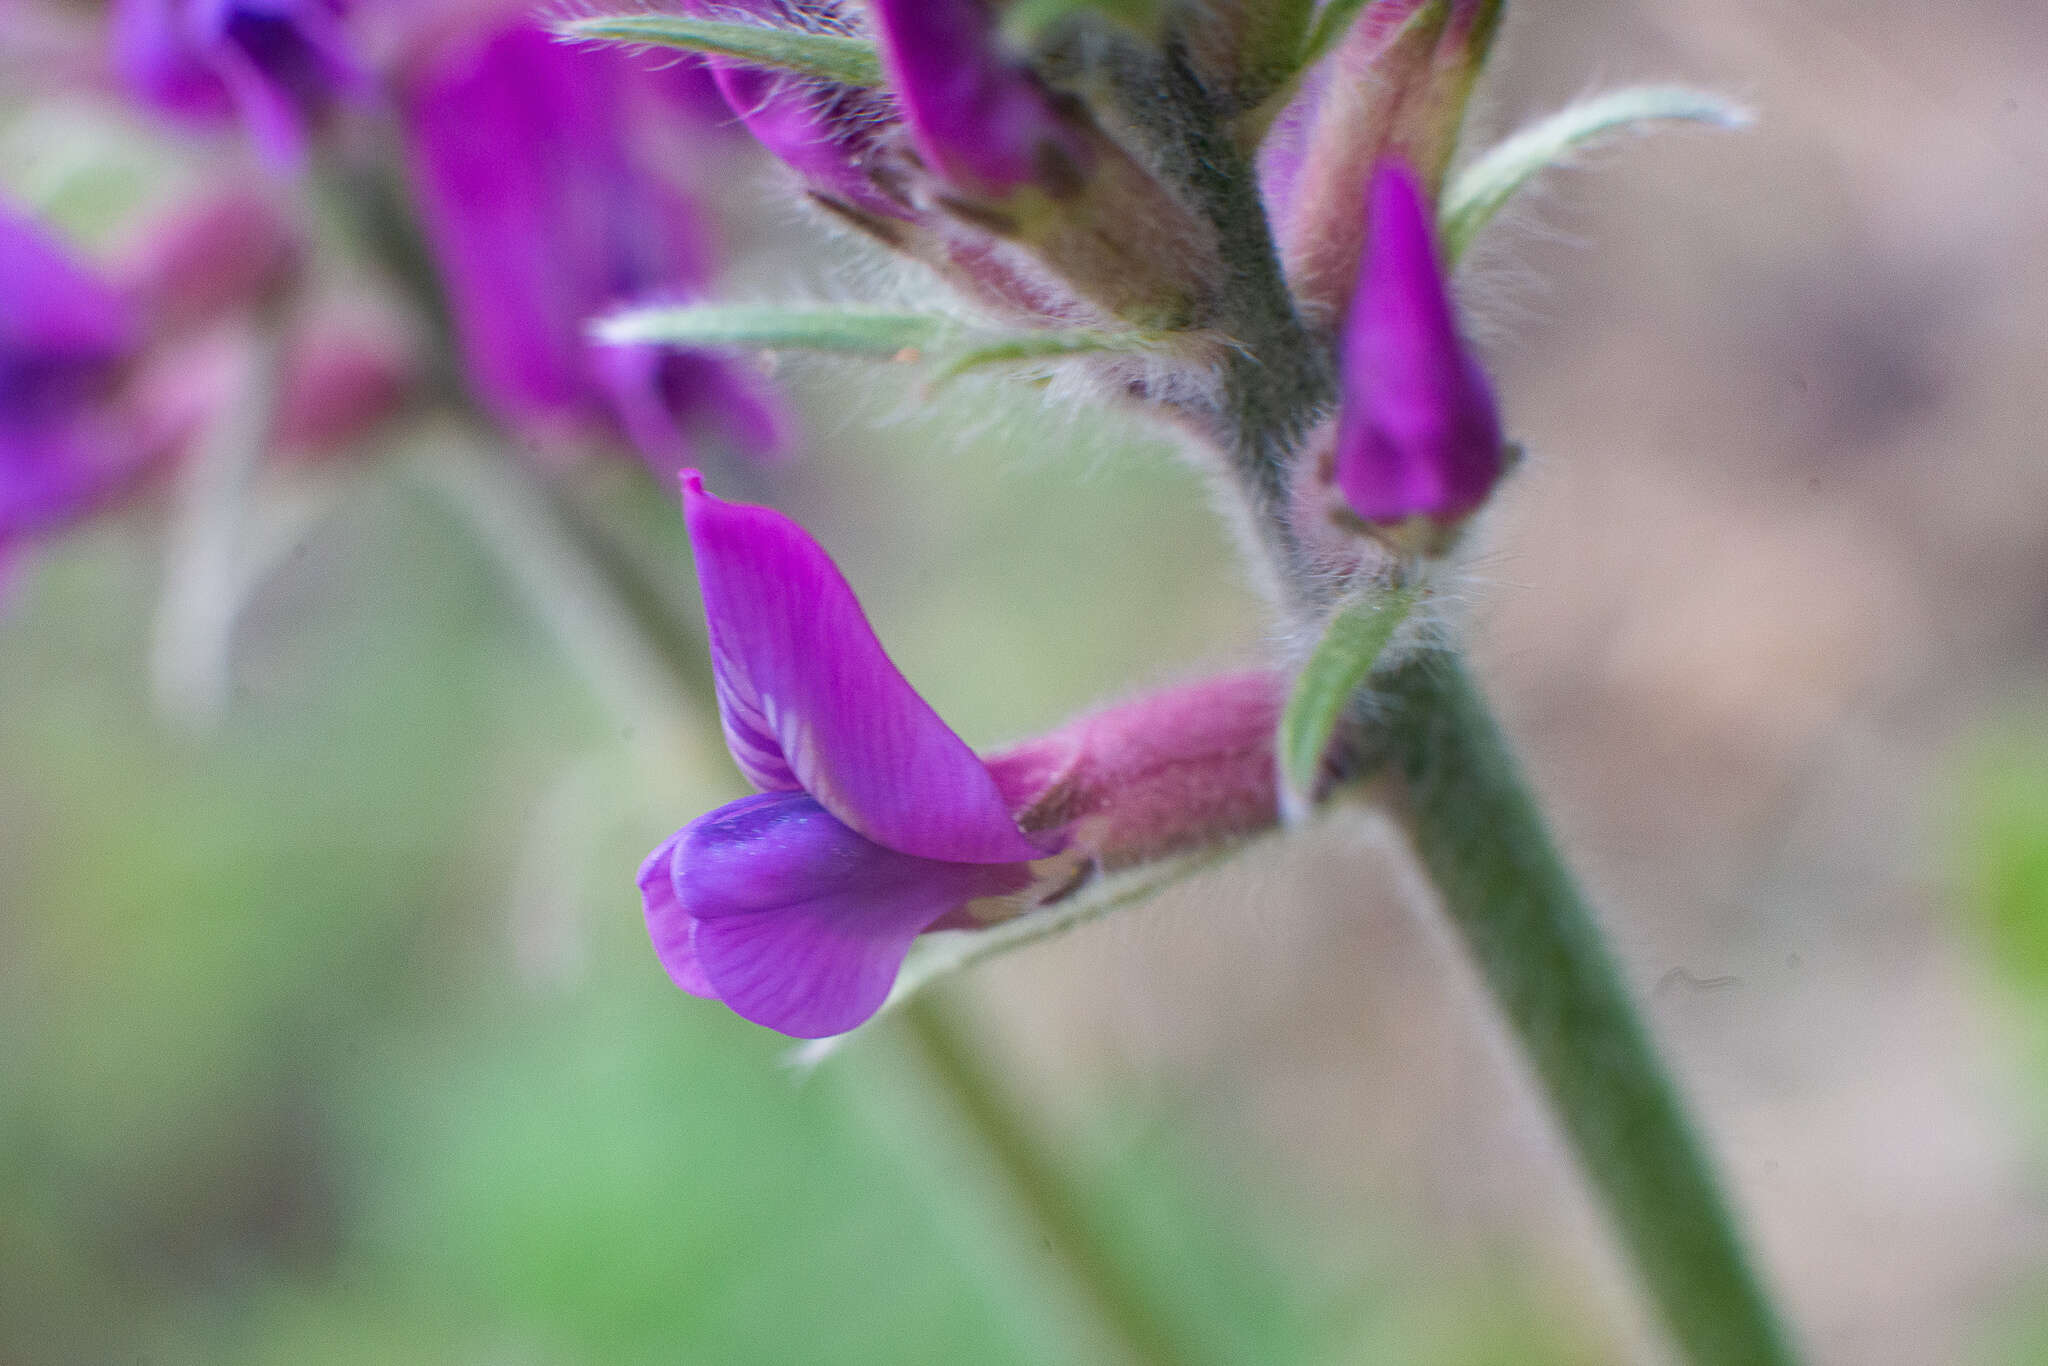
[4,0,788,588]
[4,0,1506,1039]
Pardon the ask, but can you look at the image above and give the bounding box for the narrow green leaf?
[1439,86,1751,261]
[1278,586,1417,821]
[931,329,1157,382]
[597,305,1161,382]
[553,14,884,87]
[595,305,957,357]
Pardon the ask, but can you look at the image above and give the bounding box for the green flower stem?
[1374,649,1800,1366]
[899,997,1185,1366]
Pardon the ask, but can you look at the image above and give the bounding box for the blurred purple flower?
[0,203,144,582]
[868,0,1089,198]
[1333,159,1501,524]
[641,471,1043,1036]
[401,22,787,474]
[111,0,369,167]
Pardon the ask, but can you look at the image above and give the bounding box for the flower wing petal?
[682,472,1042,864]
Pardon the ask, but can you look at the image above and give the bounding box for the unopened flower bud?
[1331,158,1502,526]
[272,314,416,457]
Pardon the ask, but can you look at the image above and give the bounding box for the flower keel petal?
[677,792,1026,1036]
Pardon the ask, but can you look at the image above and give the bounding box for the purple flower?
[642,474,1292,1036]
[642,471,1044,1036]
[867,0,1090,199]
[111,0,369,168]
[401,22,787,474]
[1333,158,1502,524]
[1,203,144,579]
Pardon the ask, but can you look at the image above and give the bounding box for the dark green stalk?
[1374,650,1800,1366]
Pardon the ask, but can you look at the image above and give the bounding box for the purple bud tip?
[868,0,1090,198]
[1333,158,1503,526]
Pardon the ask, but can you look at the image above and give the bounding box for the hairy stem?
[1373,649,1800,1366]
[1061,26,1334,604]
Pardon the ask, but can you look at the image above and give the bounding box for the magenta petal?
[1334,159,1502,523]
[678,792,1026,1037]
[715,64,910,220]
[639,830,715,997]
[1,204,144,553]
[868,0,1087,197]
[115,0,366,165]
[681,473,1044,864]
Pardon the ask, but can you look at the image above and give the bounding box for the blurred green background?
[6,2,2048,1363]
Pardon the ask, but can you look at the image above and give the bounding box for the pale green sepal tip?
[553,14,885,88]
[1440,86,1753,261]
[594,306,957,357]
[1278,586,1419,823]
[929,329,1163,384]
[596,306,1162,384]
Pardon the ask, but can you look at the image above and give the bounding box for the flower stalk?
[1370,649,1800,1366]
